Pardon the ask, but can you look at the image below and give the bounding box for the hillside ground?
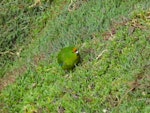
[0,0,150,112]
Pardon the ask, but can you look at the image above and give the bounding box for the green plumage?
[57,46,80,70]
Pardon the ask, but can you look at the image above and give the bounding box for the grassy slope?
[0,0,67,77]
[0,0,150,112]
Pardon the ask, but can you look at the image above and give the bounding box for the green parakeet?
[57,46,80,70]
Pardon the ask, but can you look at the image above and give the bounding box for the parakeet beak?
[75,50,79,54]
[75,50,80,56]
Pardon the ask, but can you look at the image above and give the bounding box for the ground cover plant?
[0,0,150,112]
[0,0,56,76]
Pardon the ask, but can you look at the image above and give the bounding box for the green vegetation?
[0,0,57,76]
[0,0,150,112]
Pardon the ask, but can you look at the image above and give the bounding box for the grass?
[0,0,150,112]
[0,0,66,77]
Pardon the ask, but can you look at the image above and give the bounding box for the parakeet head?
[57,46,80,70]
[72,47,79,55]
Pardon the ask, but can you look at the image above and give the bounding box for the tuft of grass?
[0,0,150,112]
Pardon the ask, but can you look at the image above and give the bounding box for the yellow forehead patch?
[73,48,77,52]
